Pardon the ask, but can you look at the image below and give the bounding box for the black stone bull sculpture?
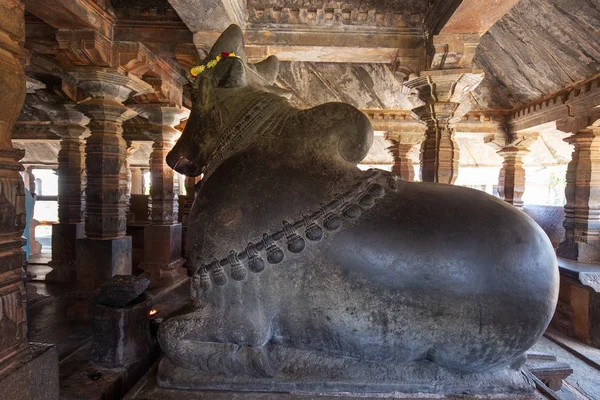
[158,24,558,389]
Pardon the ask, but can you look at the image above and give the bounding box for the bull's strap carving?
[191,169,400,293]
[204,92,296,179]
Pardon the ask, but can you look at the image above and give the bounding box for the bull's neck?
[203,90,296,179]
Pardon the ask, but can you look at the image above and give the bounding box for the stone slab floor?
[25,281,600,400]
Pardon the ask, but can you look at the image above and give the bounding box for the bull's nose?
[166,151,202,177]
[166,150,182,170]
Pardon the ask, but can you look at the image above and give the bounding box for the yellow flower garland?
[190,52,240,77]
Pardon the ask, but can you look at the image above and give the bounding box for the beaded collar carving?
[190,169,400,295]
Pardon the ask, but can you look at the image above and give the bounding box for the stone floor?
[25,278,600,400]
[27,277,190,399]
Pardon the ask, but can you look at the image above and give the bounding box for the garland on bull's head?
[190,52,240,77]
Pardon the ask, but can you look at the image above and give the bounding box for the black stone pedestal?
[90,294,153,368]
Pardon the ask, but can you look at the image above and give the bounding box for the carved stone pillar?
[69,67,152,293]
[557,120,600,263]
[125,140,140,223]
[419,123,460,184]
[384,131,423,182]
[0,1,58,396]
[133,104,189,286]
[497,148,528,208]
[131,167,143,195]
[47,107,89,283]
[404,71,484,184]
[491,132,539,208]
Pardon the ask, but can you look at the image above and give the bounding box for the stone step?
[525,352,573,391]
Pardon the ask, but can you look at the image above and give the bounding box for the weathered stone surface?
[473,0,600,110]
[158,349,535,396]
[157,25,558,397]
[523,205,565,249]
[0,343,59,400]
[90,293,154,368]
[93,274,150,307]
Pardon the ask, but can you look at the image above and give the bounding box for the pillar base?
[557,240,600,264]
[47,222,85,283]
[0,343,59,400]
[76,236,132,293]
[141,224,186,287]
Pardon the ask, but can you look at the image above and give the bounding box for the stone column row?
[0,0,58,394]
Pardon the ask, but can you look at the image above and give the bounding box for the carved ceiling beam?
[12,121,60,141]
[361,109,424,133]
[427,0,520,70]
[116,42,189,106]
[167,0,245,33]
[193,26,426,64]
[24,0,114,40]
[451,111,508,135]
[440,0,521,36]
[509,75,600,133]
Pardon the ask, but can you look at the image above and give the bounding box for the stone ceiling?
[472,0,600,110]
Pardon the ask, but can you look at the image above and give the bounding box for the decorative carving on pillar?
[486,132,539,208]
[557,120,600,263]
[0,0,28,361]
[46,106,90,283]
[404,71,483,184]
[132,103,189,287]
[0,1,59,394]
[53,107,89,225]
[70,67,152,239]
[384,131,423,182]
[132,104,189,225]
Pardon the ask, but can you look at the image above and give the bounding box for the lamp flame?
[149,308,158,317]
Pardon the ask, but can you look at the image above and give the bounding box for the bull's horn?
[207,24,246,62]
[253,55,280,85]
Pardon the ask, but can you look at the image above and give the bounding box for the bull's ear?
[252,56,279,85]
[206,24,246,62]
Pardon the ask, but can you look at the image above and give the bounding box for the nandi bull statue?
[157,25,558,397]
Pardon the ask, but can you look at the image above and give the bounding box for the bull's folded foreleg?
[158,305,276,377]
